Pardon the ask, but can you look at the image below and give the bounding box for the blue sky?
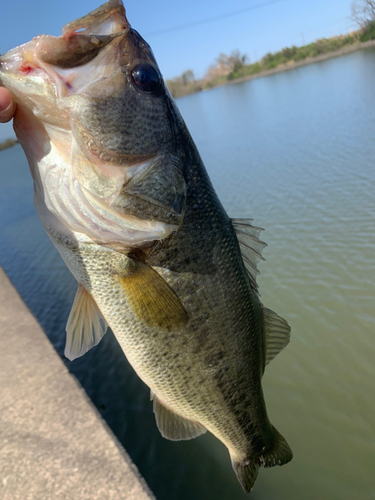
[1,0,356,140]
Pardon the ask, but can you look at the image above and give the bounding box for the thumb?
[0,88,16,123]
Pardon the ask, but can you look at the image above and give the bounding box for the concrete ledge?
[0,267,155,500]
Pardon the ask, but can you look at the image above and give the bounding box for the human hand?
[0,88,16,123]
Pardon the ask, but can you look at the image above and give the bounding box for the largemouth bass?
[0,0,292,492]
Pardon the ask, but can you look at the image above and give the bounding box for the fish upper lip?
[62,0,130,37]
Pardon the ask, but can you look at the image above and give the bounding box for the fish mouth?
[0,0,130,91]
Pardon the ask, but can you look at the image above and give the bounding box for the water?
[1,48,375,499]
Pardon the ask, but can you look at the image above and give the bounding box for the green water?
[177,47,375,499]
[1,47,374,499]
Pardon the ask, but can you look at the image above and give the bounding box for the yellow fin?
[65,284,108,361]
[118,259,188,330]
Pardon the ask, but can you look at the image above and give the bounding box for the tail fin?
[259,426,293,468]
[231,457,259,493]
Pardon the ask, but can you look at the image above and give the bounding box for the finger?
[0,88,16,123]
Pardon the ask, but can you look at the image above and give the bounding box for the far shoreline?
[185,39,375,96]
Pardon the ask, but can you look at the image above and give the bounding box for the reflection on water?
[1,47,375,499]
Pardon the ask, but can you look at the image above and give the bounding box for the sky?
[0,0,357,140]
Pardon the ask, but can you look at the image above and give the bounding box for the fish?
[0,0,292,492]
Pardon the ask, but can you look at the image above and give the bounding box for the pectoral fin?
[152,394,207,441]
[118,259,188,330]
[65,284,108,361]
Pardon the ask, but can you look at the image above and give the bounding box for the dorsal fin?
[232,218,267,289]
[65,284,108,361]
[262,306,291,365]
[232,219,290,363]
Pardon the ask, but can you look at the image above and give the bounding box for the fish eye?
[131,64,161,94]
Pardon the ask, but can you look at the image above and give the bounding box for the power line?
[144,0,286,37]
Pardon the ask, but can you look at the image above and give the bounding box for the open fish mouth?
[0,0,129,101]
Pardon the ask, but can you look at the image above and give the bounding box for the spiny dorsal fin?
[263,306,291,365]
[152,393,207,441]
[232,218,267,289]
[118,258,188,330]
[65,284,108,361]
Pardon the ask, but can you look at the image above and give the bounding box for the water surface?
[1,48,375,499]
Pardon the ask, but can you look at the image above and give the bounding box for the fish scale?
[0,0,293,492]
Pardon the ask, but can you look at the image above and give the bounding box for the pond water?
[1,47,374,499]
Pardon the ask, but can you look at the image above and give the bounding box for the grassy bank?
[167,21,375,98]
[223,38,375,88]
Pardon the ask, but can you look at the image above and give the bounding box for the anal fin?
[152,394,207,441]
[231,457,259,493]
[65,284,108,361]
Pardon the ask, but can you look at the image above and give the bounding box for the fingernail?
[0,102,14,121]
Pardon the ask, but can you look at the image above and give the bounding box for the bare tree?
[216,50,249,74]
[351,0,375,28]
[181,70,195,85]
